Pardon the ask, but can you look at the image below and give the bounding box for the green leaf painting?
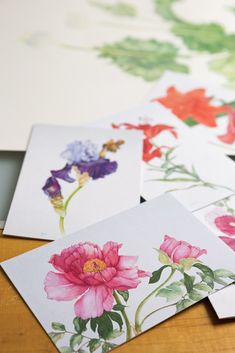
[210,53,235,85]
[172,22,235,53]
[98,37,189,81]
[153,0,180,22]
[90,1,137,17]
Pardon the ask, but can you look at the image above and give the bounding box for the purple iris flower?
[76,158,117,180]
[42,177,62,198]
[61,140,99,164]
[51,164,75,183]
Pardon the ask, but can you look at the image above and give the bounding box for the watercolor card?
[145,71,235,155]
[2,194,235,353]
[195,194,235,318]
[91,103,235,211]
[3,125,142,240]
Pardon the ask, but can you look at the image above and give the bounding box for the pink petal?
[160,235,180,257]
[44,271,88,301]
[102,241,122,267]
[79,267,116,286]
[117,255,138,270]
[74,285,114,319]
[220,236,235,251]
[189,246,207,258]
[171,243,191,263]
[138,269,151,278]
[107,268,141,290]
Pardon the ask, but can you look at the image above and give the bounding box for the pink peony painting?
[45,237,234,352]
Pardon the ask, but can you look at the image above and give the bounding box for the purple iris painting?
[42,139,125,234]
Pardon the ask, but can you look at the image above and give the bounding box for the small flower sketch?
[42,139,124,235]
[44,237,235,353]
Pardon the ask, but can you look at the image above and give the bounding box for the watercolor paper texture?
[2,195,235,353]
[92,103,235,211]
[195,195,235,318]
[3,125,142,240]
[2,0,235,151]
[146,72,235,155]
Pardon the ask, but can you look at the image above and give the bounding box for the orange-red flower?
[154,86,229,127]
[112,122,178,162]
[218,107,235,144]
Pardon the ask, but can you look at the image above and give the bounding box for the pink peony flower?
[220,236,235,251]
[160,235,207,264]
[44,241,149,319]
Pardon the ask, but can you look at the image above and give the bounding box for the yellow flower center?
[83,258,107,273]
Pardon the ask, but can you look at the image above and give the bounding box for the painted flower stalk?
[42,139,124,234]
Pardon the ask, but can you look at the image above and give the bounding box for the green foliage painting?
[98,38,188,81]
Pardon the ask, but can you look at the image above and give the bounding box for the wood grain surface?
[1,230,235,353]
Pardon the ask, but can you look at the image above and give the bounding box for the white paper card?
[92,103,235,211]
[146,72,235,155]
[3,125,142,240]
[2,195,235,353]
[195,194,235,318]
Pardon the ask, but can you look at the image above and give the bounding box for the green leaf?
[172,22,235,53]
[201,274,214,289]
[90,318,98,333]
[91,1,137,17]
[73,317,89,334]
[158,250,172,265]
[210,53,235,85]
[88,338,101,353]
[194,283,213,292]
[183,273,194,293]
[214,269,235,278]
[153,0,180,22]
[112,304,126,311]
[59,347,74,353]
[176,299,193,313]
[107,311,123,330]
[179,258,199,271]
[116,290,129,302]
[149,265,170,284]
[97,313,113,340]
[102,342,117,353]
[106,329,124,340]
[51,322,66,331]
[213,276,228,286]
[188,289,205,302]
[183,116,198,127]
[70,334,83,350]
[49,332,65,344]
[193,263,214,279]
[158,281,184,302]
[78,350,87,353]
[98,37,188,81]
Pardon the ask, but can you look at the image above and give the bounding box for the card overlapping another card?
[2,195,235,353]
[92,103,235,211]
[3,125,142,240]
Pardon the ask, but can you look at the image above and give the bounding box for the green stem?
[140,302,177,327]
[113,291,132,340]
[134,268,176,334]
[59,185,83,235]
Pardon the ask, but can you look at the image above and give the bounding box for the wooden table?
[1,230,235,353]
